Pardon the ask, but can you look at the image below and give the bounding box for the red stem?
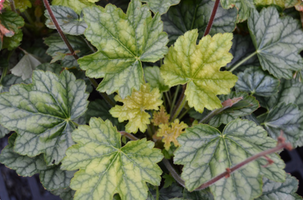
[42,0,78,60]
[203,0,220,36]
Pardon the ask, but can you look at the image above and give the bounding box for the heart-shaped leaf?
[78,0,168,98]
[174,119,285,199]
[161,29,238,112]
[0,70,89,165]
[61,118,163,200]
[248,7,303,79]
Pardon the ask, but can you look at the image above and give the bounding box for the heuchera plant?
[0,0,303,199]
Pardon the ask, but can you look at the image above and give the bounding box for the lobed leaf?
[162,0,237,44]
[110,84,162,133]
[52,0,94,14]
[248,7,303,79]
[161,29,238,113]
[61,118,163,200]
[0,70,89,165]
[236,67,280,97]
[144,66,169,93]
[221,0,255,22]
[141,0,180,15]
[78,0,168,98]
[174,119,285,199]
[45,5,88,35]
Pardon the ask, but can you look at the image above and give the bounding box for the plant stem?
[165,91,171,108]
[203,0,220,36]
[162,159,185,187]
[170,85,187,122]
[120,131,139,141]
[43,0,78,60]
[23,10,35,24]
[178,107,190,120]
[229,51,258,73]
[155,186,160,200]
[170,85,180,115]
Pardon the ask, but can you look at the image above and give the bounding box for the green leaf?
[110,84,162,133]
[254,0,297,8]
[0,133,75,191]
[141,0,180,14]
[3,0,32,12]
[52,187,75,200]
[0,74,24,93]
[248,7,303,79]
[11,50,42,80]
[209,91,259,127]
[44,34,91,68]
[0,70,89,165]
[174,119,285,199]
[51,0,94,14]
[0,10,24,50]
[236,67,280,97]
[256,174,302,200]
[261,79,303,110]
[85,99,124,130]
[78,0,168,98]
[36,63,64,75]
[61,118,163,200]
[161,29,238,112]
[226,35,259,70]
[0,125,9,138]
[221,0,254,22]
[144,66,169,93]
[45,6,87,35]
[259,103,303,147]
[161,0,237,44]
[147,183,184,200]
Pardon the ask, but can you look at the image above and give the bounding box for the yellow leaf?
[152,106,170,126]
[157,119,188,150]
[110,84,162,133]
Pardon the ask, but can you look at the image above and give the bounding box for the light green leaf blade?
[78,0,168,98]
[236,67,279,97]
[61,118,163,200]
[248,7,303,79]
[260,103,303,147]
[0,126,9,138]
[161,29,238,112]
[161,0,237,44]
[0,133,75,191]
[209,92,259,127]
[144,66,169,93]
[256,174,302,200]
[45,6,87,35]
[44,34,91,68]
[0,70,89,165]
[51,0,94,14]
[174,119,285,199]
[221,0,254,22]
[141,0,180,14]
[11,52,41,80]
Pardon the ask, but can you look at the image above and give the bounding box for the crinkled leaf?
[0,70,89,165]
[14,0,32,12]
[110,84,162,133]
[61,118,163,200]
[221,0,254,22]
[52,0,94,14]
[248,7,303,79]
[261,79,303,110]
[44,34,91,68]
[152,106,170,126]
[161,30,238,113]
[85,99,124,130]
[0,10,24,33]
[0,133,75,191]
[256,174,302,200]
[11,51,41,80]
[259,103,303,147]
[141,0,180,14]
[209,92,259,127]
[254,0,298,8]
[161,0,237,44]
[236,67,279,97]
[226,35,259,70]
[45,6,87,35]
[2,31,23,50]
[174,119,285,199]
[144,66,169,93]
[78,0,168,98]
[0,74,24,93]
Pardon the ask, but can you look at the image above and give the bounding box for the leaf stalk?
[229,51,258,72]
[203,0,220,36]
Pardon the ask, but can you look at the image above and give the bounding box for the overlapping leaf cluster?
[0,0,303,200]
